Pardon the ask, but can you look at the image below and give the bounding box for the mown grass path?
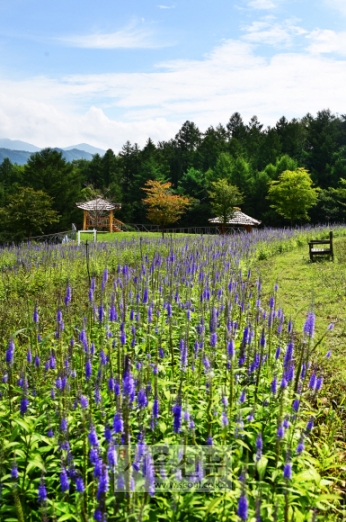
[253,237,346,508]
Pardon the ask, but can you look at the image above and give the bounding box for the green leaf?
[58,515,79,522]
[26,459,46,474]
[256,456,268,480]
[205,497,223,514]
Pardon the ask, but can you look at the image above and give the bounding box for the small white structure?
[76,196,121,232]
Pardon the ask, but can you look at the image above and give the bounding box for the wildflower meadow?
[0,227,344,522]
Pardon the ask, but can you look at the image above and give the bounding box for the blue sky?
[0,0,346,150]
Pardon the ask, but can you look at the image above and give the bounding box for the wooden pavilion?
[209,207,261,233]
[76,196,122,232]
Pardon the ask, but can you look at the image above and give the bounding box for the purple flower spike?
[277,424,284,439]
[11,464,19,480]
[76,477,85,493]
[256,433,263,460]
[309,373,316,389]
[315,376,323,391]
[20,398,29,415]
[239,390,246,404]
[89,426,99,446]
[237,494,248,521]
[6,340,15,365]
[283,462,292,480]
[303,312,315,338]
[113,412,124,433]
[292,399,300,413]
[172,403,182,433]
[60,468,69,493]
[38,480,47,503]
[296,437,304,454]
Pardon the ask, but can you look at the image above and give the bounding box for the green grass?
[79,231,177,241]
[253,236,346,494]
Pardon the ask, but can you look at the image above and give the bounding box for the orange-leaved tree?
[142,180,191,237]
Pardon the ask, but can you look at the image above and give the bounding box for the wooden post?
[109,210,113,233]
[83,210,87,230]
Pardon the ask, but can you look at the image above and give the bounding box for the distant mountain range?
[0,139,106,166]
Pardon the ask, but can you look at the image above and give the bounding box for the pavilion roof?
[76,196,121,211]
[209,209,261,226]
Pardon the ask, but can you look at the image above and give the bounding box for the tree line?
[1,109,346,240]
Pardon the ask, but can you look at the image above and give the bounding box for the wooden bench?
[308,231,334,261]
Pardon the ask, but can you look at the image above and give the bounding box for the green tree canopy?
[0,187,60,240]
[24,148,82,230]
[208,178,244,233]
[267,168,319,225]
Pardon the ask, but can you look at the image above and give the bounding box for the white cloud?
[58,23,160,49]
[1,38,346,150]
[157,4,176,8]
[247,0,276,9]
[326,0,346,16]
[306,29,346,56]
[242,18,307,46]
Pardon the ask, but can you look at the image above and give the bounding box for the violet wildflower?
[292,399,300,413]
[107,445,117,467]
[20,398,29,415]
[11,464,18,480]
[123,369,134,397]
[35,354,40,367]
[85,360,92,380]
[153,398,159,418]
[60,468,69,493]
[180,339,187,370]
[33,306,39,323]
[142,288,149,304]
[6,340,15,365]
[76,477,85,493]
[61,418,68,432]
[309,373,316,389]
[237,494,248,521]
[227,339,235,358]
[283,462,292,480]
[210,332,217,348]
[296,437,304,454]
[275,346,281,360]
[97,465,109,500]
[271,377,277,395]
[38,480,47,503]
[27,349,32,364]
[144,451,155,496]
[303,312,315,338]
[222,411,229,426]
[64,285,71,306]
[137,389,148,408]
[284,343,293,366]
[80,395,88,409]
[256,433,263,460]
[89,426,99,446]
[239,390,246,403]
[172,403,182,433]
[306,417,314,432]
[113,412,124,433]
[277,424,284,439]
[315,376,323,391]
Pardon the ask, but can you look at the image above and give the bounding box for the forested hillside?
[1,109,346,240]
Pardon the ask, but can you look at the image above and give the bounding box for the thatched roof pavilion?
[76,196,121,232]
[209,208,261,233]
